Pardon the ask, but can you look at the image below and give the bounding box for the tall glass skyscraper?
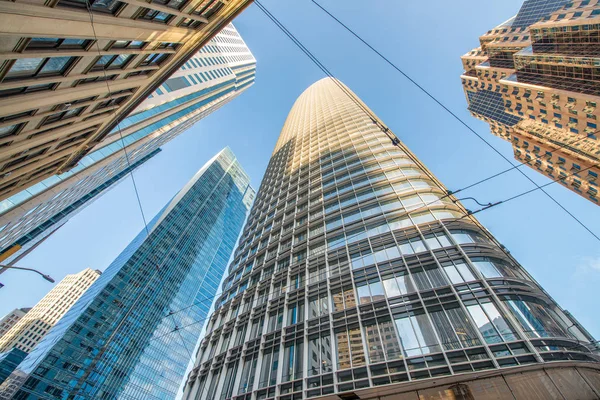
[0,23,256,271]
[184,79,599,400]
[0,147,255,400]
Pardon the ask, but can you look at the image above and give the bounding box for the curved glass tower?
[184,79,600,400]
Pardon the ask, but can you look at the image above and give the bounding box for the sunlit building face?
[184,78,599,400]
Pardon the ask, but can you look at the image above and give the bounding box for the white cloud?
[575,256,600,275]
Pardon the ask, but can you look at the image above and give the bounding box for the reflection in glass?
[503,298,568,339]
[395,312,441,356]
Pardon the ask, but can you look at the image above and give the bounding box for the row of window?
[198,290,583,398]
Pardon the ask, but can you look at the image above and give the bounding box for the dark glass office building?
[184,79,599,400]
[0,348,27,385]
[0,147,255,399]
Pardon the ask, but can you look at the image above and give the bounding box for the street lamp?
[0,264,55,283]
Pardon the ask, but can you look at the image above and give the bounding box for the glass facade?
[0,147,255,399]
[0,150,160,269]
[511,0,569,28]
[466,90,520,127]
[184,79,599,400]
[0,348,27,385]
[0,23,256,268]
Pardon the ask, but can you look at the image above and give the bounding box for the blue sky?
[1,0,599,339]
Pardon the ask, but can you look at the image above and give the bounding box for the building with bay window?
[460,0,600,204]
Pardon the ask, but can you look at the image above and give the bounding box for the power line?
[465,162,599,218]
[307,0,600,243]
[65,4,199,391]
[155,156,600,341]
[251,1,600,329]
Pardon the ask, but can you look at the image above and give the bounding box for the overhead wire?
[251,2,600,339]
[307,0,600,243]
[155,0,600,344]
[45,0,596,355]
[156,155,600,339]
[66,3,201,391]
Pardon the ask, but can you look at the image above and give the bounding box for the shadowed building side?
[0,0,254,201]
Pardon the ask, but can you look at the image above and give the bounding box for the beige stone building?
[0,268,100,353]
[0,0,252,202]
[0,308,29,340]
[461,0,600,204]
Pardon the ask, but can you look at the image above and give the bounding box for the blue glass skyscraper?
[0,147,255,399]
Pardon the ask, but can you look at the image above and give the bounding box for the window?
[356,279,385,304]
[5,56,75,80]
[238,356,258,394]
[331,287,356,311]
[335,326,365,369]
[308,293,328,318]
[282,340,303,382]
[429,304,481,350]
[287,302,304,326]
[394,310,441,356]
[163,76,191,92]
[258,347,280,388]
[307,334,332,376]
[76,74,118,86]
[26,38,91,51]
[441,261,475,284]
[109,40,145,50]
[0,123,24,139]
[364,317,402,362]
[424,232,452,249]
[502,296,571,339]
[42,106,85,126]
[470,257,528,280]
[138,8,174,23]
[91,54,133,71]
[139,53,170,67]
[465,300,517,344]
[58,0,124,13]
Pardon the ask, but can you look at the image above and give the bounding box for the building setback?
[0,0,253,201]
[0,309,30,340]
[0,23,256,270]
[0,147,254,399]
[0,268,101,354]
[184,78,599,400]
[461,0,600,204]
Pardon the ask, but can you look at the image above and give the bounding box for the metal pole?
[0,264,55,283]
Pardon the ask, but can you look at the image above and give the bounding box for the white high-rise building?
[0,23,256,270]
[0,268,100,353]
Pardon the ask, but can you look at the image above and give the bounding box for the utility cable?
[157,158,599,342]
[307,0,600,243]
[65,4,199,392]
[130,0,600,346]
[251,2,600,343]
